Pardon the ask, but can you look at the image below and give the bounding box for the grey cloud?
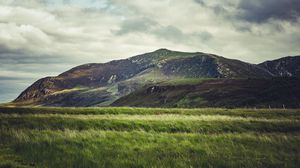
[193,0,231,16]
[153,25,185,43]
[194,32,213,41]
[194,0,299,33]
[238,0,300,23]
[114,17,157,35]
[194,0,206,6]
[115,18,213,43]
[154,26,212,43]
[0,46,68,64]
[234,21,286,34]
[234,24,252,33]
[63,0,70,4]
[212,5,227,15]
[0,76,35,81]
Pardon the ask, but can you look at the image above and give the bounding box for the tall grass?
[1,107,299,119]
[0,107,299,167]
[1,130,299,168]
[0,114,299,133]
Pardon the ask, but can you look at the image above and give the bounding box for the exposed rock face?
[259,56,300,77]
[107,75,117,84]
[161,55,220,78]
[215,56,272,78]
[13,49,300,107]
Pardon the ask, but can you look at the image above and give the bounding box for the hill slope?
[112,78,300,108]
[12,49,300,107]
[259,56,300,77]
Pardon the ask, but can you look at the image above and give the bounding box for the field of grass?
[0,107,299,167]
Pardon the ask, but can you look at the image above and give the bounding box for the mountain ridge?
[259,55,300,77]
[12,49,300,107]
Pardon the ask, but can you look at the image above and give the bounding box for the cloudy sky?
[0,0,300,103]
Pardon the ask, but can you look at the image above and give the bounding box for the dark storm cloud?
[238,0,300,23]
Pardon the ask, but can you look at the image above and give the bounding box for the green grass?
[1,107,299,119]
[159,78,211,86]
[0,107,299,167]
[0,114,299,133]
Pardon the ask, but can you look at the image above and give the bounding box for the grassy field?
[0,107,299,168]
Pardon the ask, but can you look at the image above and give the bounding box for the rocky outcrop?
[259,56,300,77]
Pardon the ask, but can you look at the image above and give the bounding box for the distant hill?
[259,56,300,77]
[12,49,300,107]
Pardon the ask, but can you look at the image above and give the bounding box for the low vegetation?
[113,78,300,108]
[0,107,299,167]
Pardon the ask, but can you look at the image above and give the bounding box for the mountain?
[12,49,300,107]
[259,56,300,77]
[112,78,300,108]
